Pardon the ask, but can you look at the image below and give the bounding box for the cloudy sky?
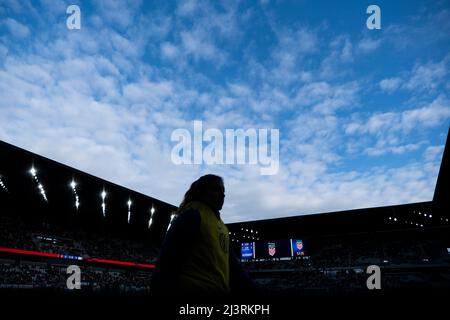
[0,0,449,223]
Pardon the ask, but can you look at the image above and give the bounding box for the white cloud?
[180,29,226,64]
[346,96,450,136]
[405,58,449,91]
[401,96,450,131]
[268,26,318,84]
[357,37,382,53]
[379,77,401,92]
[160,42,179,60]
[176,0,199,17]
[319,35,354,79]
[93,0,142,30]
[365,143,422,156]
[2,18,30,38]
[423,145,444,163]
[295,81,359,114]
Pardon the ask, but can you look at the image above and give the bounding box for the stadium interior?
[0,127,449,298]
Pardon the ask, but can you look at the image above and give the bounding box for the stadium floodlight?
[127,199,132,223]
[0,177,8,192]
[429,214,432,218]
[394,218,397,221]
[148,207,155,228]
[30,167,37,176]
[166,214,176,231]
[70,180,80,210]
[389,217,392,220]
[101,190,107,200]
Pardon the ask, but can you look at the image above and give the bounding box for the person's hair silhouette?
[177,174,225,214]
[151,174,254,298]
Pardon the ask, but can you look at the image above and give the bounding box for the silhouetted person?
[151,174,254,298]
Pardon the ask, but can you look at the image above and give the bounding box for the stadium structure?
[0,127,449,296]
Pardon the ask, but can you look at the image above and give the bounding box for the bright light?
[429,215,432,218]
[148,218,153,228]
[70,181,76,189]
[0,177,8,192]
[166,214,176,231]
[127,199,132,224]
[151,207,155,214]
[30,167,36,176]
[101,190,106,216]
[75,200,80,209]
[394,218,397,222]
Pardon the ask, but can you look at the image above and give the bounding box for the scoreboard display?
[241,242,255,260]
[241,239,307,260]
[255,239,292,259]
[291,239,306,257]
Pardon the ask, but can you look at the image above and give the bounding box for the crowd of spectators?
[2,214,449,295]
[0,260,152,293]
[0,215,158,264]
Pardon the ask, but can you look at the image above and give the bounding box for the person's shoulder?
[175,207,201,223]
[185,201,209,212]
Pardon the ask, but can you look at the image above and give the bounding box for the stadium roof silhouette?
[227,127,449,243]
[0,126,448,246]
[0,140,177,245]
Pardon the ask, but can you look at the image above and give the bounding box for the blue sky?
[0,0,449,222]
